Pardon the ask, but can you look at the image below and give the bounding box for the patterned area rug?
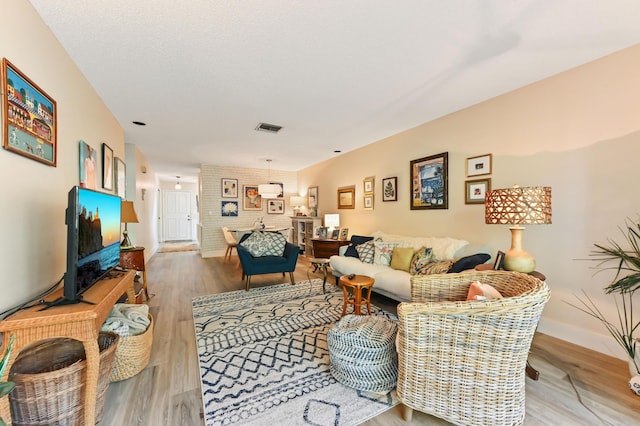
[192,279,399,426]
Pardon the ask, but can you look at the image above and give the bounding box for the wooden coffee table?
[339,274,375,316]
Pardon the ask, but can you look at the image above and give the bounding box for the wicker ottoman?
[327,315,398,393]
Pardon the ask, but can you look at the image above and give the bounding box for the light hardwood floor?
[101,249,640,425]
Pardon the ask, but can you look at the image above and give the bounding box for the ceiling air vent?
[255,122,283,133]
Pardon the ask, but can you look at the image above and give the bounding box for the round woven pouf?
[327,314,398,393]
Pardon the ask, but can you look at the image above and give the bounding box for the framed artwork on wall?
[308,186,318,216]
[410,152,448,210]
[222,201,238,216]
[79,140,97,190]
[267,199,284,214]
[339,228,349,240]
[364,194,374,210]
[382,177,397,202]
[1,58,57,166]
[465,178,491,204]
[269,181,284,198]
[115,157,126,198]
[337,186,355,209]
[363,176,374,194]
[243,184,262,210]
[102,143,113,190]
[466,153,492,177]
[222,178,238,198]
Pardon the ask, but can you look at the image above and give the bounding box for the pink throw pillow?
[466,281,503,301]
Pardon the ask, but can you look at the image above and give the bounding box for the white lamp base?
[503,226,536,273]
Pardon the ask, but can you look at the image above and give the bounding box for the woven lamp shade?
[485,186,552,225]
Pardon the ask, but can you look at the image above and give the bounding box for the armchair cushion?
[240,231,287,257]
[466,280,503,301]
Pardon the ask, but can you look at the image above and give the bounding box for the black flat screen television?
[52,186,122,306]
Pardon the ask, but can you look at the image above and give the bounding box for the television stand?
[0,270,136,426]
[37,295,96,311]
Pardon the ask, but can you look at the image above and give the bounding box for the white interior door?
[163,190,192,241]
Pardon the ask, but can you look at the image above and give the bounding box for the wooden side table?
[311,239,350,259]
[339,274,375,316]
[309,258,331,293]
[0,270,135,426]
[120,246,149,302]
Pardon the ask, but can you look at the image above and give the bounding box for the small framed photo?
[221,201,238,217]
[222,178,238,198]
[363,176,374,194]
[465,178,491,204]
[337,186,355,209]
[363,194,374,210]
[331,229,340,239]
[267,199,284,214]
[382,177,397,202]
[466,153,492,177]
[102,143,113,190]
[318,227,328,239]
[493,250,505,270]
[339,228,349,240]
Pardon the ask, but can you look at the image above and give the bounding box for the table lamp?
[121,200,139,248]
[485,185,551,273]
[290,196,305,216]
[324,214,340,235]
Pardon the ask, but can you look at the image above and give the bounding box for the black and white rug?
[192,279,399,426]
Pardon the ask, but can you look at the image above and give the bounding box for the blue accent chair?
[237,232,300,290]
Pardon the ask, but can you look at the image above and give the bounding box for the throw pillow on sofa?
[344,235,374,258]
[419,260,454,275]
[390,246,415,272]
[373,240,400,266]
[409,246,433,274]
[355,239,375,264]
[448,253,491,273]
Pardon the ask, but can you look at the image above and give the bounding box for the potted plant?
[0,334,16,426]
[570,218,640,375]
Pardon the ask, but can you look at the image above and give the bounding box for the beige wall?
[298,44,640,360]
[0,1,125,311]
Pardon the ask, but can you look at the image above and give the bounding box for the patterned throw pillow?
[419,260,454,275]
[410,247,433,274]
[373,241,400,266]
[355,240,375,264]
[239,232,286,257]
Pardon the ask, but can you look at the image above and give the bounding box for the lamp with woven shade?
[485,185,551,273]
[120,200,139,248]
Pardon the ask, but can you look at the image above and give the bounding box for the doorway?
[163,190,193,241]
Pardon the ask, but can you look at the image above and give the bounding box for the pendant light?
[175,176,182,190]
[258,159,280,199]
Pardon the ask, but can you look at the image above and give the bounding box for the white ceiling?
[29,0,640,183]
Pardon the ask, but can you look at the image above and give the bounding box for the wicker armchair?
[396,271,550,426]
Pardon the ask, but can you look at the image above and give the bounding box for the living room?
[1,1,640,423]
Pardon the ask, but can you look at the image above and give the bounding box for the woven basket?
[8,332,120,426]
[110,313,154,382]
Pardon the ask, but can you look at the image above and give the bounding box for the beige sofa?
[329,231,492,302]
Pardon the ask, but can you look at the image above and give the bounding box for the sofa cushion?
[448,253,491,273]
[356,240,375,264]
[330,255,390,277]
[344,235,374,258]
[239,231,286,257]
[409,246,433,275]
[418,260,454,275]
[390,247,415,272]
[374,240,400,266]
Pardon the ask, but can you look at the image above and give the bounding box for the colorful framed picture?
[222,201,238,216]
[465,178,491,204]
[243,184,262,210]
[267,199,285,214]
[364,194,374,210]
[363,176,374,194]
[115,157,126,199]
[466,153,492,177]
[102,143,114,190]
[222,178,238,198]
[79,140,97,190]
[1,58,57,166]
[382,177,397,202]
[337,186,355,209]
[410,152,448,210]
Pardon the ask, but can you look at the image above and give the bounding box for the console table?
[311,238,350,259]
[0,270,136,426]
